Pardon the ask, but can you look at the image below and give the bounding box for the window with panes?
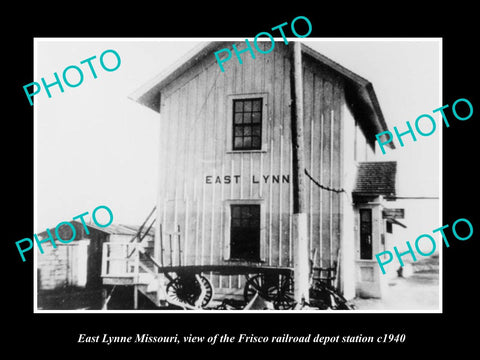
[232,98,262,150]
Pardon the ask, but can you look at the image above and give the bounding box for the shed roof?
[129,41,394,149]
[83,222,155,236]
[37,221,155,239]
[353,161,397,199]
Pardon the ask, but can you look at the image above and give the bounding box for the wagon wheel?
[198,274,214,308]
[166,274,213,308]
[244,273,295,310]
[273,274,295,310]
[166,275,199,307]
[244,273,273,301]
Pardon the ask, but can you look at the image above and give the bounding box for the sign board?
[382,208,405,219]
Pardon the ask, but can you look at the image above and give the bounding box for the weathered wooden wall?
[156,42,347,290]
[36,222,107,290]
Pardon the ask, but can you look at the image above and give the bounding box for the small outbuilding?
[36,221,153,309]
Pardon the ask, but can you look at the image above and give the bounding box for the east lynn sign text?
[205,174,290,184]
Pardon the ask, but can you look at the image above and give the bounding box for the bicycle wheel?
[310,281,355,310]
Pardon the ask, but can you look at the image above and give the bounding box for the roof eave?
[130,41,394,147]
[129,42,230,113]
[301,43,393,150]
[365,82,395,149]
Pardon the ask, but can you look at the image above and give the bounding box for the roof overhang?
[129,41,393,149]
[129,41,229,113]
[353,161,398,200]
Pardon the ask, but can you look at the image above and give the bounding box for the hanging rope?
[304,169,438,202]
[304,168,347,194]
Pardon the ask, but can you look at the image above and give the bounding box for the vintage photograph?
[34,38,441,312]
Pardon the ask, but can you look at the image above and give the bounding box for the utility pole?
[290,41,309,304]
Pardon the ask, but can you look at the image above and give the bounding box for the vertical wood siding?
[157,42,346,289]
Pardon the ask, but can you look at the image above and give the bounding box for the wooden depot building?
[115,41,403,308]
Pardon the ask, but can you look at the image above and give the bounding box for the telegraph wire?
[391,196,439,200]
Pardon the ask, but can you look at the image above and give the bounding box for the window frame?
[226,93,268,153]
[232,98,263,151]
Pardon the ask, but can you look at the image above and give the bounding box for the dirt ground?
[352,270,440,311]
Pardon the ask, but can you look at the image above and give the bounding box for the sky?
[35,38,441,240]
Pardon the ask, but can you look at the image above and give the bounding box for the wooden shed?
[123,41,398,307]
[36,221,108,309]
[36,222,154,309]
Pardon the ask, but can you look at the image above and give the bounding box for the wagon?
[159,264,295,309]
[101,206,353,310]
[102,239,297,309]
[152,258,349,310]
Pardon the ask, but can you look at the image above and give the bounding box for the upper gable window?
[227,93,268,153]
[232,98,263,151]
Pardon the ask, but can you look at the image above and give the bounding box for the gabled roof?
[129,41,394,149]
[129,41,222,112]
[353,161,397,199]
